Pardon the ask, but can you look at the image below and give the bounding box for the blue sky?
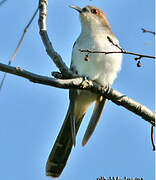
[0,0,155,180]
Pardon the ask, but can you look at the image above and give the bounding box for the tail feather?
[46,105,85,178]
[70,101,76,147]
[82,97,106,146]
[46,90,105,177]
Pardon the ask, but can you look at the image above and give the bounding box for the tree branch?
[151,126,156,151]
[79,36,155,60]
[0,7,39,91]
[0,0,6,7]
[79,36,155,68]
[38,0,74,78]
[80,48,155,59]
[141,28,156,35]
[0,62,155,126]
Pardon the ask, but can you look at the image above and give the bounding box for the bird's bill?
[69,5,82,13]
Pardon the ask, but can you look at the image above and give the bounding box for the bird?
[46,5,122,178]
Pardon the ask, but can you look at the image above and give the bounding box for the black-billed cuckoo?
[46,5,122,177]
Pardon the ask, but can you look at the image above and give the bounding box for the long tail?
[46,91,106,178]
[46,104,85,178]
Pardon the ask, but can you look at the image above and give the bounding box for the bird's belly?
[72,34,122,86]
[72,49,122,86]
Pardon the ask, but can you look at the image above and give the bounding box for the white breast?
[71,31,122,87]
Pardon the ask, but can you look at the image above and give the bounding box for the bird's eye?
[91,8,98,14]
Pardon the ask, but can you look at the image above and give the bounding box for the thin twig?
[0,7,39,91]
[80,36,155,60]
[0,0,6,7]
[80,49,155,59]
[107,36,155,59]
[151,126,155,151]
[0,62,155,126]
[142,28,156,35]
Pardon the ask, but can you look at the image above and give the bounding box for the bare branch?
[142,28,156,35]
[80,36,155,61]
[151,126,156,151]
[38,0,74,78]
[80,48,155,59]
[0,62,155,126]
[0,7,39,91]
[8,7,39,66]
[0,0,6,7]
